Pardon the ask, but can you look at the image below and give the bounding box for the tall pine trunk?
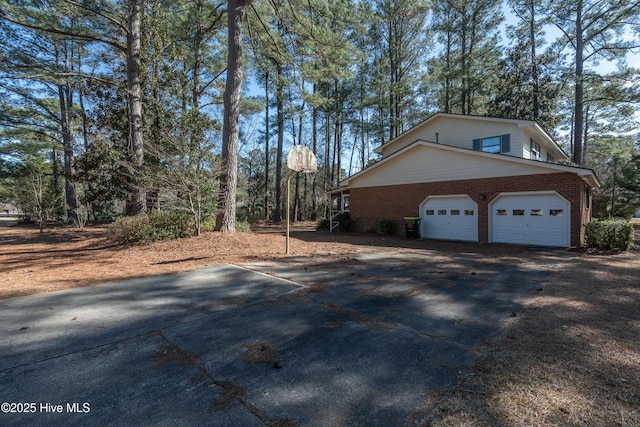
[444,28,452,113]
[293,96,304,221]
[58,82,78,223]
[529,0,539,120]
[126,0,145,214]
[190,0,206,236]
[310,83,318,221]
[215,0,252,231]
[264,72,270,220]
[273,61,284,222]
[55,41,77,223]
[573,0,584,166]
[324,108,331,219]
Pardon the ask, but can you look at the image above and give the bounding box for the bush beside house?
[585,219,635,251]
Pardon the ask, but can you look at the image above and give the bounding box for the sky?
[242,3,640,169]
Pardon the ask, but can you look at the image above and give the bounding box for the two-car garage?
[420,192,571,247]
[338,133,598,247]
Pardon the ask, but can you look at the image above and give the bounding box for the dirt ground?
[1,218,639,426]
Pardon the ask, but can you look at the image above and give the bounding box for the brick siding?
[349,172,591,247]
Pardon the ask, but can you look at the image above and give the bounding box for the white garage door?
[420,196,478,242]
[490,192,570,247]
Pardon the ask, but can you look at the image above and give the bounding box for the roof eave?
[373,113,568,159]
[343,140,601,189]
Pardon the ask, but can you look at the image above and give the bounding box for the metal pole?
[286,171,292,254]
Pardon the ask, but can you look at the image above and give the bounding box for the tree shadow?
[0,251,554,426]
[415,251,640,426]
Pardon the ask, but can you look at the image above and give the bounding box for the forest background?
[1,0,639,234]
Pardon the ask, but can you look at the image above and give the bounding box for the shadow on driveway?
[0,250,551,426]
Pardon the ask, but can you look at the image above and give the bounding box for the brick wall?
[349,172,591,247]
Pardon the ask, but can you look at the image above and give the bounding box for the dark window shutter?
[501,134,510,153]
[473,138,481,151]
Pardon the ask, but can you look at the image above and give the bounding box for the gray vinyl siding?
[379,116,526,159]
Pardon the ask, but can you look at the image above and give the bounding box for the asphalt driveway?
[0,249,549,426]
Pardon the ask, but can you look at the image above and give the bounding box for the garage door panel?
[490,193,569,247]
[421,197,478,242]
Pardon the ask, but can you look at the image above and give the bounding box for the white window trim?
[530,139,541,160]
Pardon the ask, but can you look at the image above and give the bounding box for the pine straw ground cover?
[419,247,640,426]
[1,219,639,426]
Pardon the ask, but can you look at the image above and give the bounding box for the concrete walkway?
[0,254,547,426]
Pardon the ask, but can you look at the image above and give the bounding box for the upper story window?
[473,134,511,154]
[480,136,501,153]
[547,153,555,163]
[530,139,541,160]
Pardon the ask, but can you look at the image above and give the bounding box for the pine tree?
[0,0,148,214]
[486,0,561,130]
[215,0,252,232]
[428,0,503,115]
[544,0,640,166]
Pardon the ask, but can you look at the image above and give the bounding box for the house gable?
[348,141,592,189]
[375,113,568,163]
[335,116,598,248]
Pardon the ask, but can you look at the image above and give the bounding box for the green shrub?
[377,219,396,235]
[107,214,152,245]
[585,219,634,251]
[201,216,216,232]
[107,211,193,245]
[236,220,252,233]
[146,211,193,240]
[199,216,251,233]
